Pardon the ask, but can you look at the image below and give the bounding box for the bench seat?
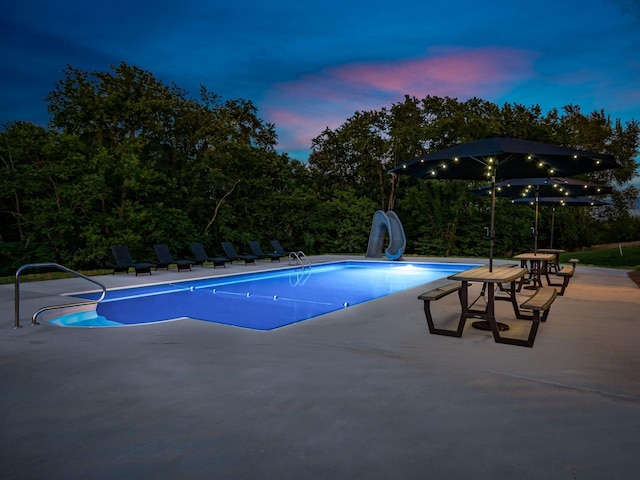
[418,282,465,337]
[418,282,462,301]
[547,264,574,296]
[491,287,559,348]
[520,287,558,318]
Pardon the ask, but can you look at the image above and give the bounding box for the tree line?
[1,62,638,276]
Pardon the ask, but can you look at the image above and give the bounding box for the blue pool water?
[50,260,478,330]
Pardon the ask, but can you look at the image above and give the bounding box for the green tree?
[41,62,306,262]
[2,65,638,275]
[308,96,639,258]
[0,122,109,269]
[0,62,314,274]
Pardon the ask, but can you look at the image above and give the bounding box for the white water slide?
[365,210,406,261]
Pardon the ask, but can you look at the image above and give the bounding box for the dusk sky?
[2,0,639,163]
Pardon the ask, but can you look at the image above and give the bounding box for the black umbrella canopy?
[512,196,610,207]
[389,134,620,180]
[389,135,620,270]
[512,196,611,249]
[472,177,613,198]
[472,177,612,253]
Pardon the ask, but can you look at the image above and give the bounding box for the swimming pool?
[47,260,478,330]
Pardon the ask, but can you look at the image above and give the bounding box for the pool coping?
[47,259,482,329]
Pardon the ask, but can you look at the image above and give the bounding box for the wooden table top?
[448,265,528,283]
[537,248,566,254]
[513,252,556,261]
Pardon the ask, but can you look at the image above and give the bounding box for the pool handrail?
[288,251,311,269]
[14,263,107,329]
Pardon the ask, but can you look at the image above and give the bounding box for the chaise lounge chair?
[188,242,230,268]
[271,239,291,257]
[248,240,282,262]
[153,244,194,272]
[108,245,154,276]
[220,241,259,265]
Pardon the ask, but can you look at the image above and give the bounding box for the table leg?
[509,279,527,320]
[459,280,469,319]
[517,260,529,291]
[471,282,509,332]
[522,260,543,289]
[548,253,560,273]
[542,260,552,286]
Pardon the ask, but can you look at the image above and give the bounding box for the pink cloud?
[268,107,352,152]
[332,47,534,97]
[262,46,538,154]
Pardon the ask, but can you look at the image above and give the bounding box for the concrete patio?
[1,256,639,479]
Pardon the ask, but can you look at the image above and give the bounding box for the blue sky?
[2,0,639,163]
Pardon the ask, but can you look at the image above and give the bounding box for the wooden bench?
[492,287,558,348]
[418,282,465,337]
[547,264,574,296]
[520,287,558,321]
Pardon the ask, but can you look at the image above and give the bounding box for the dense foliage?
[309,96,640,258]
[1,63,638,275]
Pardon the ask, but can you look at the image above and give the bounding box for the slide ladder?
[365,210,406,261]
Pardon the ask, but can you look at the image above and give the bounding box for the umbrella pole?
[489,175,496,271]
[550,207,556,249]
[534,189,539,254]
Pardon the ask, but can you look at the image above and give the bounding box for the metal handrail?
[288,251,311,269]
[289,266,312,287]
[14,263,107,329]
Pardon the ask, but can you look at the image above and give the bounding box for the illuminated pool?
[47,260,478,330]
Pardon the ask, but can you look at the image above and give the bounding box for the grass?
[559,245,640,270]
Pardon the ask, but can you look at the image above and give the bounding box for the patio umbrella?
[512,196,611,249]
[471,177,612,253]
[472,177,612,198]
[389,134,620,270]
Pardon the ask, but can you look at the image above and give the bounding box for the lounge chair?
[248,240,282,262]
[108,245,154,276]
[188,242,230,268]
[220,241,259,265]
[153,244,194,272]
[271,239,290,257]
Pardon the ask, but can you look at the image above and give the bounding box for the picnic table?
[447,264,528,331]
[537,248,566,273]
[418,264,559,347]
[513,252,556,289]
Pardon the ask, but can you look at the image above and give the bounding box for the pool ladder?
[14,263,107,329]
[288,251,311,269]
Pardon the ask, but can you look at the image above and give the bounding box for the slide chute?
[365,210,406,261]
